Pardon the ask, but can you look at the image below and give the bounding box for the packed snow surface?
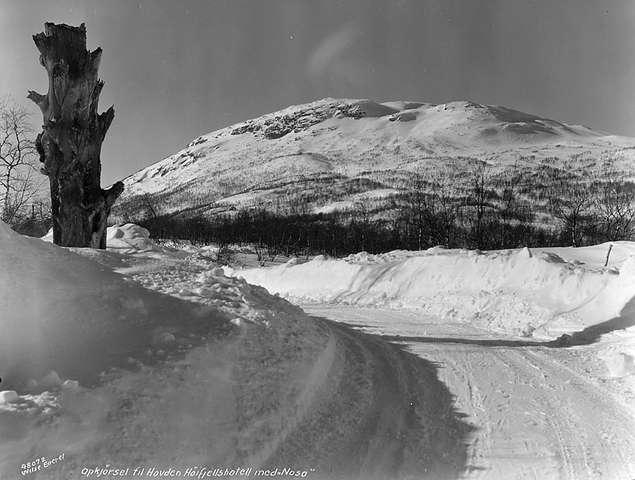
[305,305,635,480]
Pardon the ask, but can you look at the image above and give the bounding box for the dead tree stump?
[28,23,123,248]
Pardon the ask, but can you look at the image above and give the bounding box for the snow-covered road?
[258,316,471,479]
[305,306,635,480]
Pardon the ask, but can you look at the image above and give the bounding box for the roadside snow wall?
[231,246,635,338]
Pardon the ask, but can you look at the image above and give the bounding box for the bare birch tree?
[0,99,41,224]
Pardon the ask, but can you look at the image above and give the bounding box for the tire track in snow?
[305,306,635,480]
[243,331,338,469]
[508,348,635,479]
[262,317,471,479]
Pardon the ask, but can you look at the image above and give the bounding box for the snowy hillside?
[114,98,635,220]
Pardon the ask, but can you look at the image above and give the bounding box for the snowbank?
[536,241,635,269]
[42,223,161,252]
[106,223,158,251]
[0,221,226,390]
[231,245,635,338]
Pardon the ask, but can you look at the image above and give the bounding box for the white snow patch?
[0,391,18,405]
[42,223,161,253]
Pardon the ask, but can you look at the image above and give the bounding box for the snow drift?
[0,220,229,389]
[231,244,635,338]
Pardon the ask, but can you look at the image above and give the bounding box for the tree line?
[137,161,633,258]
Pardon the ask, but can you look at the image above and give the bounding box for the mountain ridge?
[113,97,635,221]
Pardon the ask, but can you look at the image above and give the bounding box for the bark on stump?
[28,23,123,248]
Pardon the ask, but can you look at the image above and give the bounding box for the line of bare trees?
[546,160,634,247]
[137,159,633,259]
[398,165,545,251]
[400,161,633,251]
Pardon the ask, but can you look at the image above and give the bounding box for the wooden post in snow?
[604,243,613,267]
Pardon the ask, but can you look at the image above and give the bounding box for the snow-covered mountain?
[114,98,635,220]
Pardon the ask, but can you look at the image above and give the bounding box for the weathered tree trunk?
[28,23,123,248]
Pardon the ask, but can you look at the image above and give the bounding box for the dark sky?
[2,0,634,184]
